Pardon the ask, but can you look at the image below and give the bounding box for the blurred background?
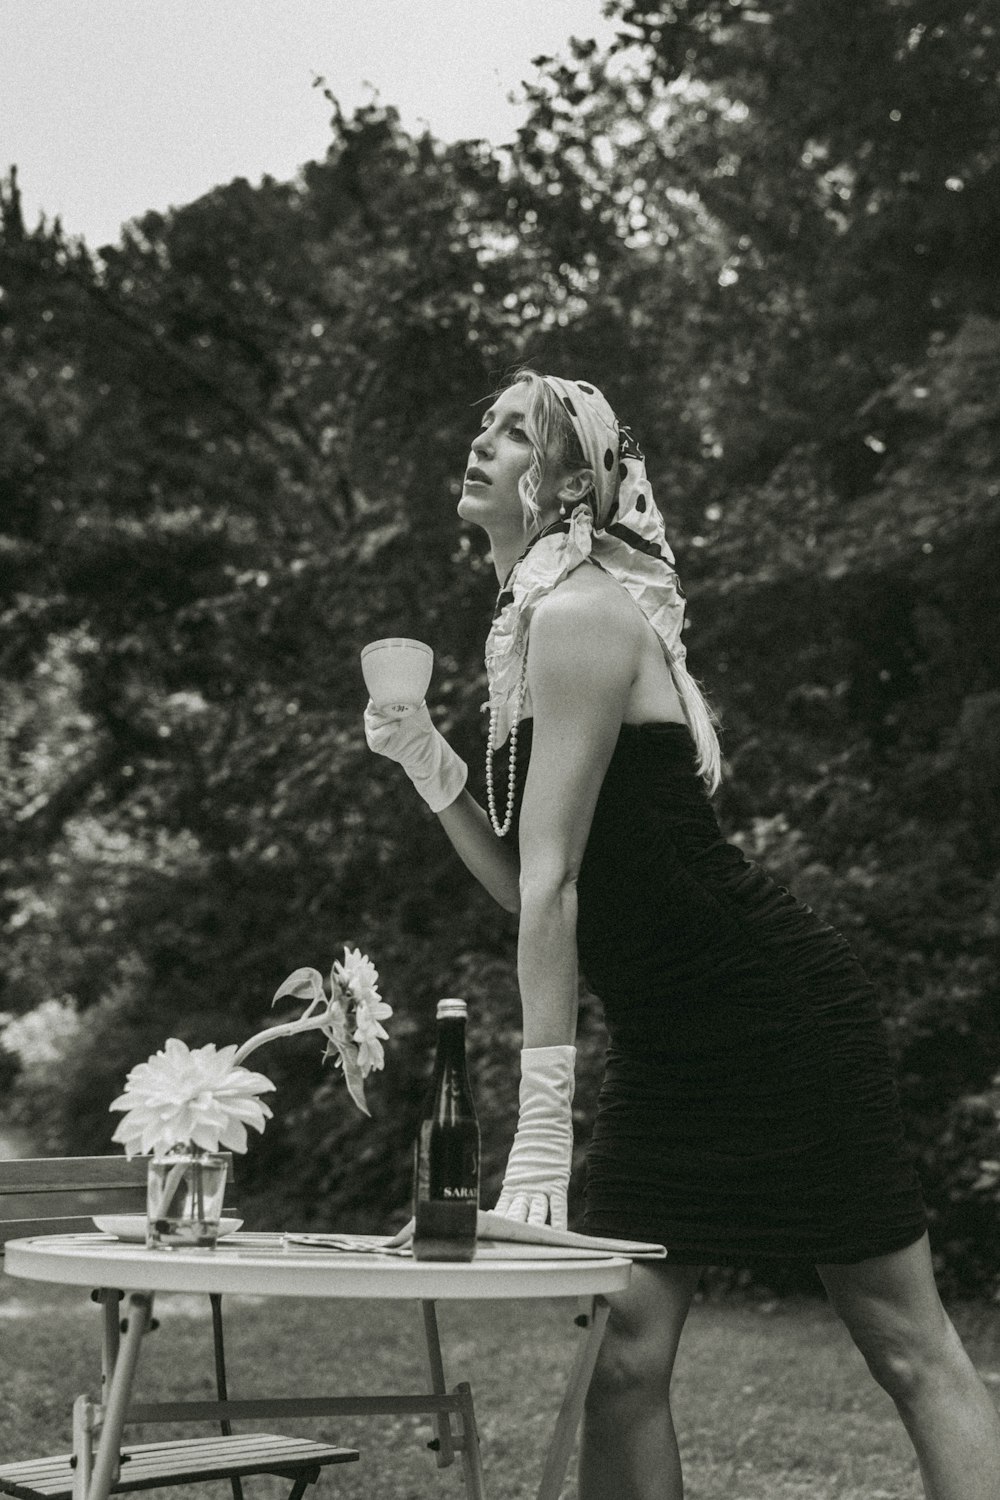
[1,0,998,1297]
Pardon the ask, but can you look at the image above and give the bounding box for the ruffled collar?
[483,378,688,747]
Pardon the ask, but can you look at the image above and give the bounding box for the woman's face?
[457,383,561,540]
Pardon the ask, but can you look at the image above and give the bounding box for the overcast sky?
[1,0,619,248]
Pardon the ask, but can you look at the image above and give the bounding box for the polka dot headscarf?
[485,376,688,745]
[543,376,624,525]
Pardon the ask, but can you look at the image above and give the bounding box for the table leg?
[420,1301,456,1468]
[453,1382,487,1500]
[96,1289,121,1404]
[70,1397,95,1500]
[84,1291,154,1500]
[535,1295,610,1500]
[420,1302,486,1498]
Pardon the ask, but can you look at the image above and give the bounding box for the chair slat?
[0,1436,358,1499]
[0,1159,150,1195]
[0,1154,353,1500]
[0,1156,233,1196]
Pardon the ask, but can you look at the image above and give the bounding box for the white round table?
[5,1233,632,1500]
[5,1230,632,1299]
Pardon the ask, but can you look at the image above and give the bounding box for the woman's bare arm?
[436,790,521,912]
[515,574,640,1047]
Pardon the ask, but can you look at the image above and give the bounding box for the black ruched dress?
[500,718,927,1265]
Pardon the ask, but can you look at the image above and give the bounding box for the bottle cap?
[436,998,467,1020]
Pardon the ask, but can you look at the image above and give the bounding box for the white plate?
[92,1215,244,1242]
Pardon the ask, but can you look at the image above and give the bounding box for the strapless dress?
[497,718,927,1264]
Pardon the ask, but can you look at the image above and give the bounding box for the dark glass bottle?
[413,997,480,1261]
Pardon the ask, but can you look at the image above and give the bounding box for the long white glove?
[364,701,468,813]
[495,1045,576,1230]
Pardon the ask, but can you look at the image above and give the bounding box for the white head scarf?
[484,376,688,744]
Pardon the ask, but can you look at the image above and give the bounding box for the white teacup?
[361,638,434,714]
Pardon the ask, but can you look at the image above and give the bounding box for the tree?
[2,10,1000,1289]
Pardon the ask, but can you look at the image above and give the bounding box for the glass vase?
[146,1151,227,1248]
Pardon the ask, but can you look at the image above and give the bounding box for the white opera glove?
[495,1045,576,1231]
[364,700,468,813]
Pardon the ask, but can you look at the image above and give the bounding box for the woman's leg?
[579,1260,704,1500]
[817,1232,1000,1500]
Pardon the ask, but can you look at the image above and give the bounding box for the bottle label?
[414,1120,479,1206]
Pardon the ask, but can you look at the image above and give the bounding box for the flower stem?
[151,1159,190,1223]
[194,1158,205,1225]
[233,1013,333,1065]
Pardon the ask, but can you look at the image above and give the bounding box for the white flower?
[110,948,389,1154]
[353,994,392,1074]
[243,947,391,1114]
[109,1038,275,1158]
[334,944,392,1074]
[332,947,382,1010]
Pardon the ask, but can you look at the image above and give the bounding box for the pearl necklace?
[485,654,528,838]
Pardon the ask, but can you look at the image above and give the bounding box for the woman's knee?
[586,1322,674,1421]
[854,1309,967,1407]
[854,1321,930,1402]
[819,1237,963,1409]
[584,1262,701,1423]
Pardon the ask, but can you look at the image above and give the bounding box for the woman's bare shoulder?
[532,561,640,632]
[528,566,642,695]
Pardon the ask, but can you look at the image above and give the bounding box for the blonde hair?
[503,368,723,794]
[665,656,722,795]
[503,368,593,531]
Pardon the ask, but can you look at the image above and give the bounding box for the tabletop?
[4,1231,633,1300]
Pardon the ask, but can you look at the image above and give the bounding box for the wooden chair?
[0,1156,358,1499]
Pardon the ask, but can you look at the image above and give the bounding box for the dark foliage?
[2,6,999,1292]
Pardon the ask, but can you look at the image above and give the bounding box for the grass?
[2,1274,1000,1500]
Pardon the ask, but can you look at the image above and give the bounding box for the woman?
[364,370,1000,1499]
